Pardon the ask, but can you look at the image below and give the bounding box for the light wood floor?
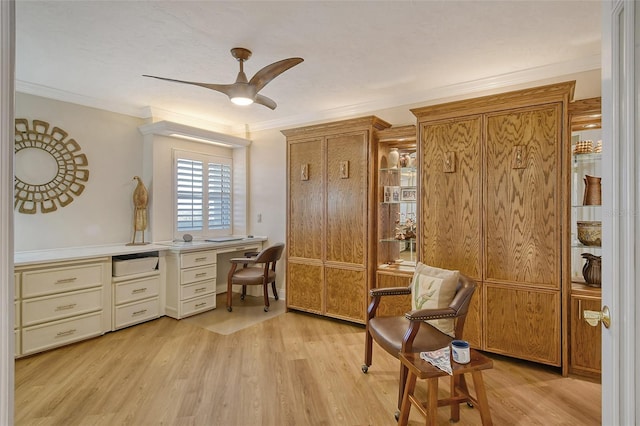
[15,297,601,426]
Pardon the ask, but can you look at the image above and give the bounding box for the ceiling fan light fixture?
[230,96,254,106]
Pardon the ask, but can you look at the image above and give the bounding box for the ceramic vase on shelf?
[388,148,399,169]
[581,253,602,287]
[583,175,602,205]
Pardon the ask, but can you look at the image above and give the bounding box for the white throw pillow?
[410,262,459,336]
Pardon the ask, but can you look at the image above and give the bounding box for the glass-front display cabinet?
[568,97,602,377]
[376,125,418,290]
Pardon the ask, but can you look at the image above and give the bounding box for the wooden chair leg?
[363,327,373,371]
[241,285,247,300]
[398,363,409,410]
[271,281,279,300]
[263,283,270,311]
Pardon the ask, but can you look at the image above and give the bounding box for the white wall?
[15,93,145,251]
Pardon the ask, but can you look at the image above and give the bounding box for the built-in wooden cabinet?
[283,116,391,324]
[412,82,575,366]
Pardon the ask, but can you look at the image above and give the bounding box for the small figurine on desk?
[127,176,150,246]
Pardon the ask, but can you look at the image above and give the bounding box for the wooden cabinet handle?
[55,277,77,284]
[55,303,77,311]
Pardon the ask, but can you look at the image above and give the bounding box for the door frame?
[0,1,15,425]
[601,0,637,424]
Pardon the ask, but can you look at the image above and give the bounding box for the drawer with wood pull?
[22,311,103,355]
[22,263,104,298]
[22,287,103,327]
[180,293,216,317]
[113,297,159,330]
[181,265,216,285]
[180,279,215,300]
[114,275,160,305]
[181,250,216,269]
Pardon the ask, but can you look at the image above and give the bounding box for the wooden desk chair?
[226,242,284,312]
[363,273,476,414]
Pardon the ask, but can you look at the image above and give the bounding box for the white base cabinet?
[16,257,111,356]
[112,272,161,330]
[165,249,217,319]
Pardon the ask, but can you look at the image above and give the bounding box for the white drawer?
[22,263,104,298]
[22,287,103,327]
[114,297,159,330]
[181,250,216,268]
[22,311,103,355]
[14,300,19,329]
[114,275,160,305]
[180,293,216,317]
[181,265,216,285]
[181,279,215,300]
[15,329,20,357]
[14,273,19,300]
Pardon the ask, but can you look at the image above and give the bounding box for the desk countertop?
[14,237,268,266]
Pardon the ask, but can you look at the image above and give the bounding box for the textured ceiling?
[15,1,602,133]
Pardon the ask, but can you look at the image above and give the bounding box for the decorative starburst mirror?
[14,118,90,214]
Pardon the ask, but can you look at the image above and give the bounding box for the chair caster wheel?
[394,411,400,421]
[467,402,474,408]
[240,295,245,300]
[264,307,269,312]
[361,365,369,373]
[274,295,279,300]
[227,306,232,312]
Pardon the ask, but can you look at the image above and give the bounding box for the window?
[175,151,232,236]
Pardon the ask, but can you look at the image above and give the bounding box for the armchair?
[226,242,285,312]
[363,273,476,411]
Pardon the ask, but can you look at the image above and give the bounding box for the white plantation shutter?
[177,158,204,231]
[208,163,232,230]
[175,153,232,235]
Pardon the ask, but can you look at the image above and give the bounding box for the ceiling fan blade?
[254,94,277,110]
[248,57,303,93]
[142,74,233,97]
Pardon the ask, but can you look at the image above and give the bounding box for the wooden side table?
[397,349,494,426]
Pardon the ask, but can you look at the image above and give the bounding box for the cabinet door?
[287,261,323,314]
[325,266,366,323]
[288,138,324,261]
[484,104,562,289]
[326,131,368,266]
[419,117,482,278]
[484,285,561,366]
[570,296,602,376]
[462,281,482,349]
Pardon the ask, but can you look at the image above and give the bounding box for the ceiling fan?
[143,47,303,110]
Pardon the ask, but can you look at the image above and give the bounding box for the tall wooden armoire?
[283,116,391,324]
[411,82,575,367]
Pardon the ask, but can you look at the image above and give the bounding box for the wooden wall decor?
[14,118,89,214]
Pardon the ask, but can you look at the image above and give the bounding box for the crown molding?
[238,54,601,133]
[15,80,145,118]
[16,54,601,135]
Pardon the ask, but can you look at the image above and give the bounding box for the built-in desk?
[12,238,268,355]
[161,237,267,319]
